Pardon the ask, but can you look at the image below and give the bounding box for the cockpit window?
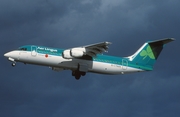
[19,48,27,51]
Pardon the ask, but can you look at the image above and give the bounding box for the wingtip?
[105,41,112,45]
[148,38,175,44]
[169,38,175,41]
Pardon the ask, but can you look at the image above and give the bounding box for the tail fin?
[128,38,175,70]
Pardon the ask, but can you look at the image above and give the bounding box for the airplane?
[4,38,175,80]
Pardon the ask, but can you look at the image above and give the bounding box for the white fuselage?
[4,50,143,75]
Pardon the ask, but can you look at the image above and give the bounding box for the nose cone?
[4,52,10,57]
[4,51,19,60]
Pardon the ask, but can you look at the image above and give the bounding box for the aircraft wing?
[62,41,112,59]
[82,41,112,57]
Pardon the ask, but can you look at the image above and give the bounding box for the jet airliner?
[4,38,174,80]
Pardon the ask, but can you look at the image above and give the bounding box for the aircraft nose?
[4,52,10,57]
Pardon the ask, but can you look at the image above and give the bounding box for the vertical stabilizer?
[128,38,175,70]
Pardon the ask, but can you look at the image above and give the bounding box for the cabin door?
[31,46,37,57]
[122,59,128,70]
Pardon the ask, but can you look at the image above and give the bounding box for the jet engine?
[62,50,73,59]
[62,48,86,59]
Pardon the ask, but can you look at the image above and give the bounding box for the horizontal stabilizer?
[148,38,175,45]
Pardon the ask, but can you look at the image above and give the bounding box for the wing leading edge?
[83,41,112,57]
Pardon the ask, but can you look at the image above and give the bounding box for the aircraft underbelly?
[91,61,120,74]
[91,61,142,74]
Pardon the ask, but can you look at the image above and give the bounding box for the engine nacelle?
[70,49,84,58]
[62,48,85,59]
[62,50,74,59]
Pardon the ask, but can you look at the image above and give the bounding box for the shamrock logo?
[140,46,155,60]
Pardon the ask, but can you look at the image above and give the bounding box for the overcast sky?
[1,0,180,117]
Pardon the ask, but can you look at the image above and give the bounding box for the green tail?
[129,38,175,70]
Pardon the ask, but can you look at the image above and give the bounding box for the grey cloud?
[1,0,180,117]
